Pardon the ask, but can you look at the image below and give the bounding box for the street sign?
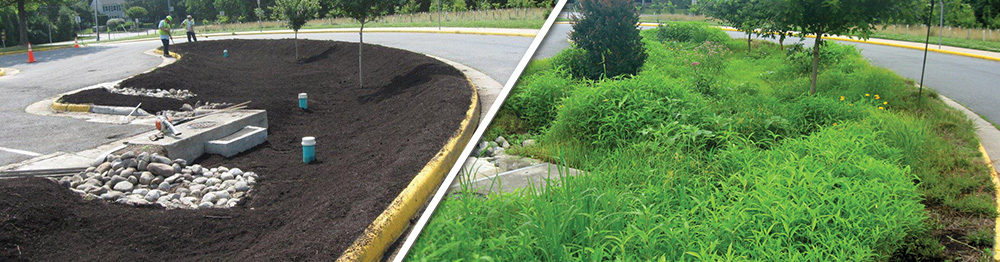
[169,6,174,12]
[75,16,82,23]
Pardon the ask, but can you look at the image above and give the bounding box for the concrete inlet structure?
[128,110,268,162]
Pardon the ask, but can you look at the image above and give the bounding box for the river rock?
[95,162,112,174]
[120,151,135,159]
[220,172,234,181]
[113,181,134,191]
[522,139,537,147]
[157,181,171,191]
[146,163,173,177]
[139,172,154,185]
[234,181,249,191]
[201,192,218,203]
[152,155,171,164]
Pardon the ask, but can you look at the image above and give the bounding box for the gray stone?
[110,160,124,171]
[173,159,187,167]
[215,198,228,206]
[84,178,103,187]
[177,188,191,195]
[137,160,149,171]
[100,191,124,200]
[180,103,194,111]
[120,151,135,159]
[88,186,108,195]
[222,179,236,188]
[105,154,116,163]
[132,188,149,196]
[214,190,231,200]
[121,158,137,168]
[198,202,213,209]
[220,172,234,181]
[113,181,134,191]
[157,181,171,191]
[201,192,218,203]
[234,181,249,191]
[522,139,537,147]
[190,165,202,174]
[164,174,181,184]
[206,178,221,186]
[85,166,96,173]
[108,176,125,186]
[150,177,164,186]
[121,168,135,178]
[494,136,507,145]
[127,176,138,185]
[193,177,208,184]
[152,155,171,164]
[138,152,149,162]
[92,155,106,167]
[146,163,174,177]
[95,162,112,173]
[139,172,154,185]
[229,168,243,177]
[145,190,161,202]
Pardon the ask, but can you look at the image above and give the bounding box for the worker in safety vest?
[159,15,173,58]
[182,15,197,43]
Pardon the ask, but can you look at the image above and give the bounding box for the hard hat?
[166,15,173,21]
[187,15,192,18]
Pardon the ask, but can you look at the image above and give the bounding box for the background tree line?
[0,0,552,46]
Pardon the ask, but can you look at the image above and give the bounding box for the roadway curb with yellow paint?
[335,78,480,262]
[198,29,536,38]
[152,49,182,59]
[980,144,1000,261]
[50,101,92,112]
[569,21,1000,63]
[0,68,6,77]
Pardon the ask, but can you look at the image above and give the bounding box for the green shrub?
[547,74,705,149]
[507,68,581,132]
[655,22,730,43]
[570,0,647,79]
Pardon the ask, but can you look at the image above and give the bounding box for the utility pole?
[94,0,100,41]
[939,0,943,48]
[167,0,172,15]
[437,0,442,30]
[919,0,935,98]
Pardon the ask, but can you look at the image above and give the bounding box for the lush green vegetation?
[409,23,995,261]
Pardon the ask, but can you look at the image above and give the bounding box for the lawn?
[408,23,996,261]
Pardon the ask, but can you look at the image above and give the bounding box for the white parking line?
[0,146,42,157]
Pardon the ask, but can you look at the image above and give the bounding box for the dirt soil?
[2,39,472,261]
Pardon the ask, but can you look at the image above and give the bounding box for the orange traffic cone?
[74,37,80,48]
[27,43,36,63]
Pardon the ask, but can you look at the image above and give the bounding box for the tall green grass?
[409,24,994,261]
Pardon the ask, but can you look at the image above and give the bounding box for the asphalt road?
[0,31,533,166]
[534,23,1000,127]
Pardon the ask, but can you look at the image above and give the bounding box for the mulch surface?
[2,39,472,261]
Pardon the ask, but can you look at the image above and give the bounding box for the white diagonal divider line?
[393,1,570,260]
[0,146,43,157]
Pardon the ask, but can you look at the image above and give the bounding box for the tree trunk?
[358,22,364,88]
[746,33,751,54]
[779,34,785,51]
[294,30,298,59]
[17,0,28,46]
[810,33,822,95]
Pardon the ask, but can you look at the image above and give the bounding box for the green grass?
[409,23,995,261]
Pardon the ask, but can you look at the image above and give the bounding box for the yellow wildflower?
[840,96,845,101]
[833,123,838,126]
[879,106,884,110]
[865,93,870,97]
[883,102,888,105]
[874,95,880,100]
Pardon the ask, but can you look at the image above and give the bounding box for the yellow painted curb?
[50,101,91,112]
[0,68,6,77]
[979,144,1000,261]
[152,49,182,59]
[0,45,74,57]
[199,29,535,38]
[336,78,480,262]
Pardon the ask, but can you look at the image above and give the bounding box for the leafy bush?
[106,18,126,29]
[570,0,647,79]
[547,74,705,149]
[655,22,729,43]
[506,68,580,132]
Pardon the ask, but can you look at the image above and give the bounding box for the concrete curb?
[198,28,536,38]
[0,45,75,57]
[336,78,481,262]
[979,144,1000,261]
[152,49,182,59]
[50,101,91,112]
[91,27,537,46]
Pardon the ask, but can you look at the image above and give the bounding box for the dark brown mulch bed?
[2,39,472,261]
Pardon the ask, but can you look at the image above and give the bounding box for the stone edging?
[335,77,480,262]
